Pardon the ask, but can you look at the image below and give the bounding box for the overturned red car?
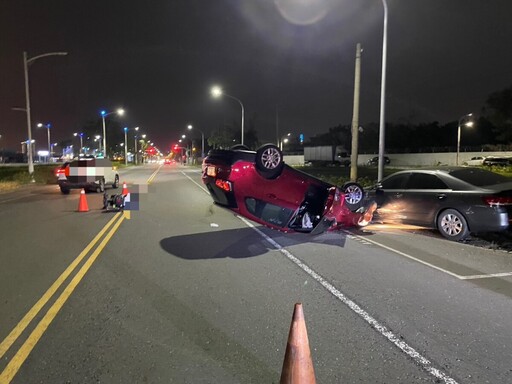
[201,144,376,234]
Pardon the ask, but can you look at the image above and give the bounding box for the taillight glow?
[483,196,512,206]
[55,167,67,177]
[215,179,232,192]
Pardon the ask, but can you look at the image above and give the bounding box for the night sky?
[1,0,512,153]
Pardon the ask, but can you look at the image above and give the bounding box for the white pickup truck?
[304,146,351,166]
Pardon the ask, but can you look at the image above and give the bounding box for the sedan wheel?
[256,144,283,179]
[342,182,364,211]
[437,209,470,241]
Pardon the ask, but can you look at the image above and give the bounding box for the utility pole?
[275,105,279,146]
[350,43,362,181]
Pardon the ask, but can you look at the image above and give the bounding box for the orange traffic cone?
[280,303,316,384]
[78,188,89,212]
[122,182,129,195]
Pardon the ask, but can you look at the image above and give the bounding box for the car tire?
[342,182,364,211]
[113,174,119,189]
[60,186,70,195]
[437,209,470,241]
[255,144,283,179]
[97,178,105,193]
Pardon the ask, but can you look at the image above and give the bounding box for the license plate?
[207,166,216,177]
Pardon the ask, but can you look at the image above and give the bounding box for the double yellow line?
[0,211,127,383]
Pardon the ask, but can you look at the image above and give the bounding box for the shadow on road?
[160,227,357,260]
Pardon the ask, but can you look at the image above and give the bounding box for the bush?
[0,164,58,186]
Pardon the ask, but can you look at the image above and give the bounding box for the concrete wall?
[284,152,512,167]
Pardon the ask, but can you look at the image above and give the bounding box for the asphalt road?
[1,163,511,383]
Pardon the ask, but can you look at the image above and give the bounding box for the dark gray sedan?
[367,167,512,241]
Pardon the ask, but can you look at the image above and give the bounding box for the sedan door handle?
[437,194,448,200]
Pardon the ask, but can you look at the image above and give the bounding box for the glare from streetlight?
[211,86,222,98]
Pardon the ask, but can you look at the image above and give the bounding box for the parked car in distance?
[57,156,119,194]
[202,144,376,234]
[482,156,512,167]
[366,167,512,241]
[463,156,486,166]
[367,156,390,166]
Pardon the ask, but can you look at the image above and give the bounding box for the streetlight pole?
[211,86,245,146]
[74,132,84,154]
[456,113,474,166]
[187,124,205,158]
[95,135,102,153]
[124,127,128,166]
[51,143,57,159]
[280,133,291,151]
[377,0,388,182]
[100,108,125,158]
[37,123,51,162]
[134,127,139,165]
[23,51,67,178]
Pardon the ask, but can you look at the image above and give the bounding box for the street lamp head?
[124,127,128,132]
[135,126,139,131]
[37,123,43,128]
[182,134,186,139]
[187,125,193,130]
[101,108,125,117]
[211,86,222,98]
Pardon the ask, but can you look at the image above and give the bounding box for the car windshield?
[245,197,294,228]
[449,168,511,187]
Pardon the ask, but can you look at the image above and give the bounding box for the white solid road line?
[237,216,459,384]
[349,232,512,280]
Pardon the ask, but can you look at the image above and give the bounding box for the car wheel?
[97,178,105,193]
[113,174,119,189]
[60,186,70,195]
[437,209,470,241]
[342,182,364,211]
[255,144,283,179]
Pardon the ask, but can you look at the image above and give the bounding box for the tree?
[482,86,512,142]
[207,123,238,149]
